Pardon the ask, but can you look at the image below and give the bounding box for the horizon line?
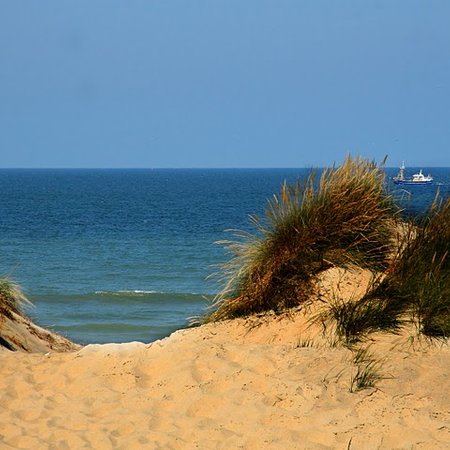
[0,165,447,170]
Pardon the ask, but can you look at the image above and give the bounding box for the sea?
[1,167,449,345]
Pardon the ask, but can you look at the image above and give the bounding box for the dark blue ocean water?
[0,168,449,344]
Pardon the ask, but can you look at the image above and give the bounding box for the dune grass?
[204,154,449,346]
[205,156,398,322]
[319,196,450,342]
[0,277,31,319]
[381,196,450,338]
[349,346,385,392]
[318,286,404,345]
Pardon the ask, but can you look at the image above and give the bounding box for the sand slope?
[0,309,79,353]
[1,310,450,450]
[1,268,449,449]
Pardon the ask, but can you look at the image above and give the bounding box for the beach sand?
[1,269,450,449]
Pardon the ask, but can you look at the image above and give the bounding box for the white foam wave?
[94,290,160,296]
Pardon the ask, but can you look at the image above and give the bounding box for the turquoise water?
[0,168,448,344]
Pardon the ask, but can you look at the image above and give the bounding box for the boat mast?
[398,161,405,181]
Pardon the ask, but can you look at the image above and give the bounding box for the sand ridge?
[1,309,450,450]
[1,268,449,449]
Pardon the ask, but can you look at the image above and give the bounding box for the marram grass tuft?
[371,196,450,338]
[319,195,450,342]
[205,156,398,322]
[0,277,31,319]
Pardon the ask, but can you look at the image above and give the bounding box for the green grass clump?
[0,277,31,319]
[349,346,385,392]
[321,196,450,342]
[206,156,398,322]
[386,197,450,338]
[319,285,404,345]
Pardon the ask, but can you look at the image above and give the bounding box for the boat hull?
[393,180,433,186]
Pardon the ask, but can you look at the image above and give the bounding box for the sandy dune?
[1,268,450,449]
[0,308,79,353]
[1,312,450,449]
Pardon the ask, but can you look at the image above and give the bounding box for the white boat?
[393,162,433,185]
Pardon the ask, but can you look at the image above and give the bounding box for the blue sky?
[1,1,449,168]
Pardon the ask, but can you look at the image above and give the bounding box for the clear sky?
[1,1,449,168]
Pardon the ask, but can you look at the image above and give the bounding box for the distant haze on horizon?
[1,1,449,169]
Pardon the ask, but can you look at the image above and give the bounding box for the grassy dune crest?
[0,277,79,352]
[353,197,450,338]
[318,197,450,343]
[206,156,398,322]
[392,197,450,337]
